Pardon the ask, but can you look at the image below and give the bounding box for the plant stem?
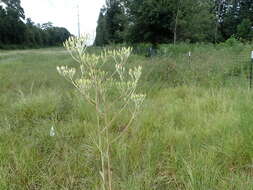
[104,96,113,190]
[95,85,106,190]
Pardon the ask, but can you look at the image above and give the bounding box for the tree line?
[94,0,253,46]
[0,0,71,49]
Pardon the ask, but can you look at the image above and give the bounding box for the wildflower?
[56,66,76,80]
[57,35,145,190]
[131,93,146,107]
[50,126,55,137]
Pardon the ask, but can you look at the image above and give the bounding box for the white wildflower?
[50,126,55,137]
[131,93,146,107]
[76,78,93,93]
[129,66,142,83]
[56,66,76,79]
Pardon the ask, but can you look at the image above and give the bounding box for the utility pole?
[77,4,80,37]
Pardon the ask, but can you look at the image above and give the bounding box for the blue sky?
[21,0,105,39]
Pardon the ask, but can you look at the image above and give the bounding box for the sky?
[21,0,106,40]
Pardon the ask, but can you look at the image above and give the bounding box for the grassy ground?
[1,45,253,189]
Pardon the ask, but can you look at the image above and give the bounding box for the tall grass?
[1,44,253,189]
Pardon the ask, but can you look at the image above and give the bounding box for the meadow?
[1,42,253,189]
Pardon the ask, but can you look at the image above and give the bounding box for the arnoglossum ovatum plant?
[57,34,145,190]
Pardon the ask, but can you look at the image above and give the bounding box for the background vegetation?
[0,0,71,49]
[94,0,253,45]
[1,0,253,189]
[1,42,253,189]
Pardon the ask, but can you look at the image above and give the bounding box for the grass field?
[1,44,253,189]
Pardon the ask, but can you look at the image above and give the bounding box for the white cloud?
[21,0,105,40]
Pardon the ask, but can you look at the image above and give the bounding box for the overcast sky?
[21,0,105,39]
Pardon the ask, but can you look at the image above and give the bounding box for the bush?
[132,43,154,56]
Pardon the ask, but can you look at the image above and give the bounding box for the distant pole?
[77,5,80,37]
[250,51,253,89]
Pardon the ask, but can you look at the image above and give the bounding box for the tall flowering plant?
[57,35,145,190]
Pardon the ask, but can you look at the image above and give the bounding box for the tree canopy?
[94,0,127,45]
[0,0,71,49]
[95,0,253,45]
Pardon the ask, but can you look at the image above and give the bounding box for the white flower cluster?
[58,35,145,111]
[129,66,142,84]
[116,66,143,97]
[63,34,89,53]
[80,53,100,67]
[130,93,146,108]
[75,78,93,93]
[107,47,132,64]
[115,63,126,81]
[57,35,145,190]
[56,66,76,80]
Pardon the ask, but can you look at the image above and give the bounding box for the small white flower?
[76,78,93,91]
[131,93,146,107]
[56,65,76,79]
[50,126,55,137]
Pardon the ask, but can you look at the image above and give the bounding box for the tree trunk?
[214,0,222,43]
[174,1,181,45]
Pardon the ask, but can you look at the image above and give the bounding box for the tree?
[0,5,7,45]
[94,0,253,45]
[239,0,253,22]
[94,8,108,46]
[219,0,240,40]
[124,0,216,44]
[173,0,182,44]
[0,0,71,49]
[176,0,216,43]
[25,18,36,46]
[41,22,53,30]
[237,18,253,41]
[94,0,127,45]
[1,0,24,19]
[126,0,174,44]
[4,7,26,44]
[45,26,71,46]
[105,0,127,43]
[214,0,226,42]
[218,0,253,41]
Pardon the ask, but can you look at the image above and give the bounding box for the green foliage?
[132,43,154,56]
[177,0,216,43]
[237,18,253,41]
[157,43,193,56]
[1,44,253,189]
[95,0,253,45]
[220,35,243,47]
[105,0,127,43]
[126,0,174,44]
[94,0,127,46]
[217,0,253,41]
[2,0,24,18]
[94,9,108,46]
[0,1,71,49]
